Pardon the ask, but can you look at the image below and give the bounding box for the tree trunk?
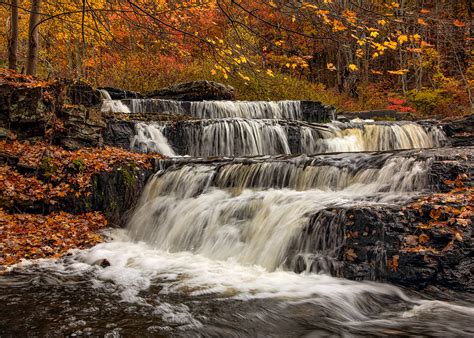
[8,0,19,71]
[26,0,42,75]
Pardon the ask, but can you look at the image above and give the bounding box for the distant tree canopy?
[1,0,472,113]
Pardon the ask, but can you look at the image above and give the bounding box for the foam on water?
[20,233,473,333]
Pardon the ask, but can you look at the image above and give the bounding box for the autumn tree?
[26,0,41,75]
[7,0,19,70]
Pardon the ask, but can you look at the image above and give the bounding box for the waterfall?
[99,89,131,114]
[128,154,429,272]
[181,118,291,157]
[190,100,302,119]
[125,99,184,114]
[99,89,112,100]
[300,122,444,154]
[130,122,176,157]
[131,120,445,157]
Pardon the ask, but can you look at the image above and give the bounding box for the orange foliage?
[0,211,107,267]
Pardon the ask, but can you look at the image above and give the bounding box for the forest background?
[1,0,472,117]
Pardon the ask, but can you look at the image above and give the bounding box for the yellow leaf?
[370,31,379,38]
[419,234,429,244]
[398,35,408,44]
[348,64,358,71]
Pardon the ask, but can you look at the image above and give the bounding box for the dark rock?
[337,110,415,121]
[103,119,135,150]
[93,258,111,268]
[98,87,143,100]
[65,80,101,107]
[43,162,154,227]
[0,78,63,139]
[301,101,335,122]
[288,202,473,292]
[54,106,106,150]
[443,114,474,147]
[147,80,236,101]
[89,163,154,227]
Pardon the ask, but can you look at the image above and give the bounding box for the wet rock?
[89,164,154,227]
[46,162,154,227]
[289,201,473,292]
[93,258,111,268]
[147,80,235,101]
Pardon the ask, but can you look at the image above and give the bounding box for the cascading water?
[301,121,444,154]
[119,99,303,119]
[130,122,176,157]
[178,118,292,157]
[128,154,429,271]
[99,89,131,113]
[189,100,302,119]
[132,119,445,157]
[124,99,184,115]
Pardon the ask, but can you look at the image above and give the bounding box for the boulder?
[65,80,101,107]
[103,119,135,150]
[147,80,236,101]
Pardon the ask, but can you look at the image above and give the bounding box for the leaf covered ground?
[0,211,107,268]
[0,140,159,268]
